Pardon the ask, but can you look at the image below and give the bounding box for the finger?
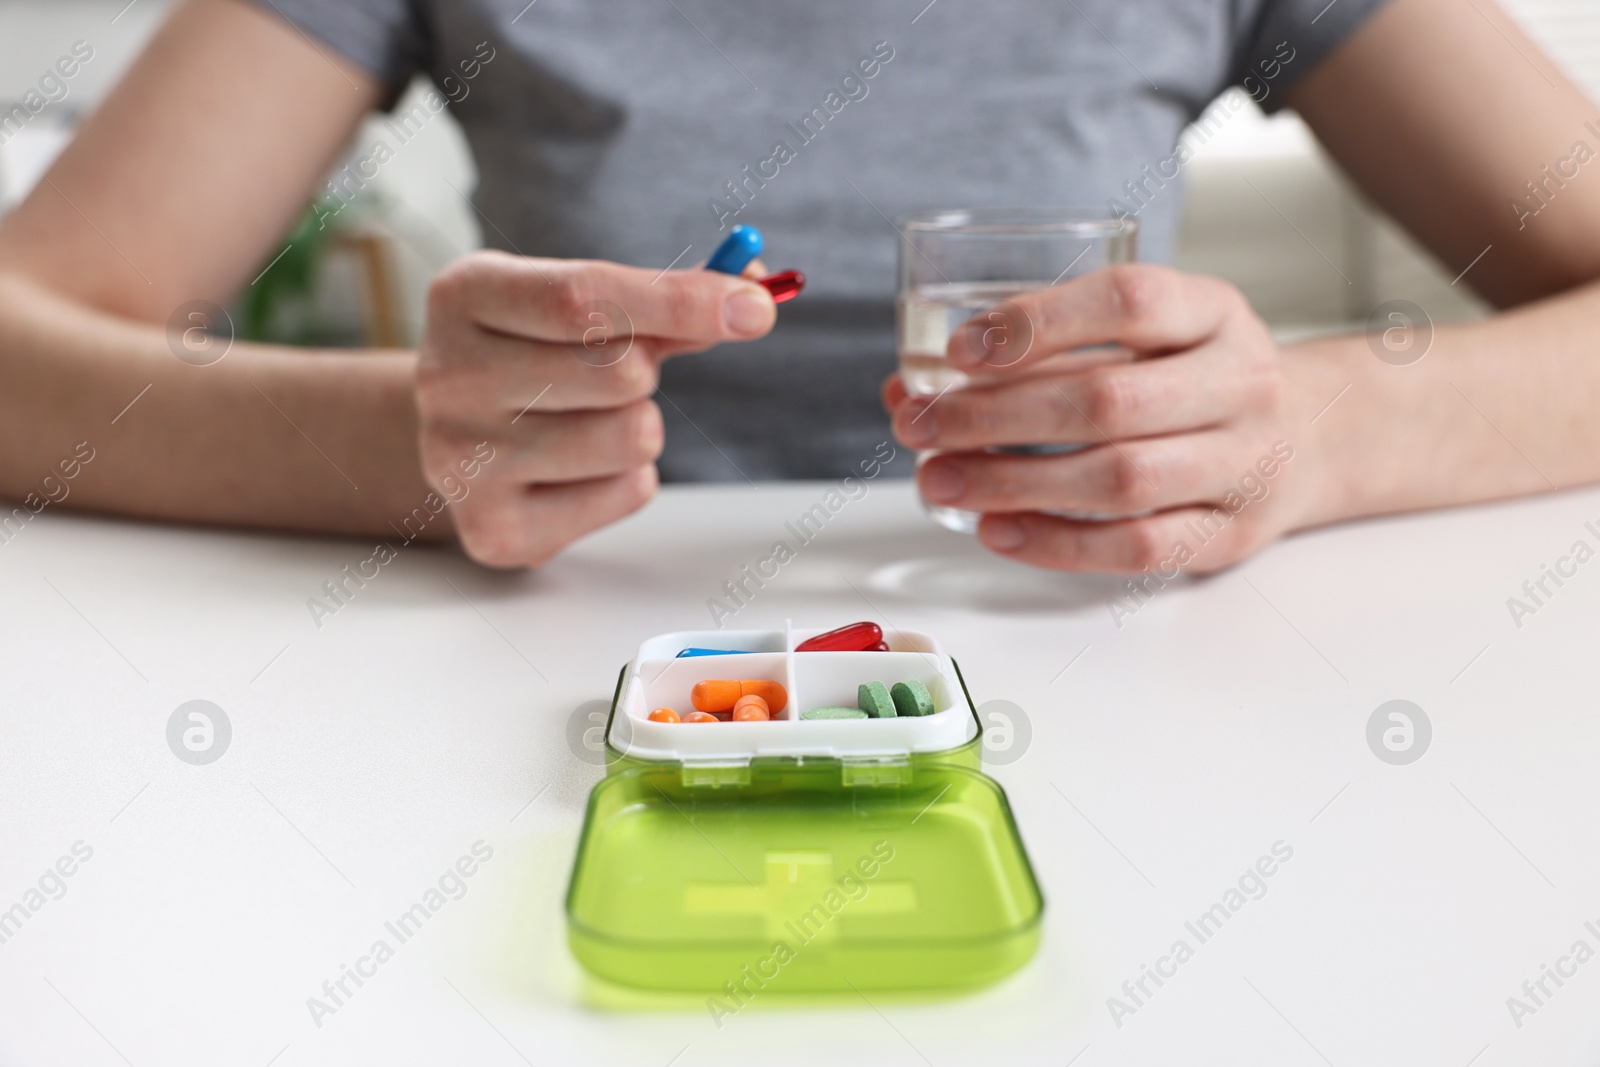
[882,373,908,412]
[975,505,1258,575]
[883,352,1132,435]
[947,263,1239,372]
[455,464,658,569]
[419,325,668,416]
[893,343,1267,448]
[444,400,663,485]
[434,250,776,348]
[916,430,1252,515]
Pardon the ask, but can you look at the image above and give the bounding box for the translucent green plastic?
[565,660,1044,993]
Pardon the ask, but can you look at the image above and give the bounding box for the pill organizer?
[565,624,1044,993]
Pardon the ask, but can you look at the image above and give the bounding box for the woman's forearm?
[12,253,1600,550]
[0,271,444,539]
[1290,279,1600,527]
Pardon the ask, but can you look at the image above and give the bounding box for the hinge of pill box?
[840,755,912,787]
[679,759,752,788]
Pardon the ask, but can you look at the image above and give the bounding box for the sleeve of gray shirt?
[253,0,1389,119]
[1231,0,1392,112]
[248,0,430,108]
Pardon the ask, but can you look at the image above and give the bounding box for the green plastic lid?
[564,628,1044,994]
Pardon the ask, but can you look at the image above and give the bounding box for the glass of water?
[896,208,1137,533]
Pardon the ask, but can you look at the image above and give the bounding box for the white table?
[2,479,1597,1066]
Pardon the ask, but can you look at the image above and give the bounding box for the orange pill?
[648,707,680,723]
[691,679,788,714]
[682,711,720,723]
[731,695,770,722]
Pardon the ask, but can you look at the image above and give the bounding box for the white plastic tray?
[607,625,980,762]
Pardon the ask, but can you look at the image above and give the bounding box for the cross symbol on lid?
[683,850,917,944]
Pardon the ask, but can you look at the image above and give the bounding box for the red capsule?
[795,621,883,652]
[758,270,805,304]
[866,640,890,651]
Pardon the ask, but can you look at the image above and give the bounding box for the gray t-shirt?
[255,0,1387,482]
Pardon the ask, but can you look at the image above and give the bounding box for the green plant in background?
[236,202,338,345]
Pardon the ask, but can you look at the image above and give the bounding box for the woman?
[2,0,1597,572]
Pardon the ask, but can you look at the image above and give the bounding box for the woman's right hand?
[415,250,776,567]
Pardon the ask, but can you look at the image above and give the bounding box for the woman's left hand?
[884,263,1324,574]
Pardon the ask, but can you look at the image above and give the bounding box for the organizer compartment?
[607,629,978,762]
[637,629,787,659]
[790,651,955,715]
[631,652,794,718]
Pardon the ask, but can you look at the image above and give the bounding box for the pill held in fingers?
[704,224,803,306]
[758,270,805,303]
[705,224,764,275]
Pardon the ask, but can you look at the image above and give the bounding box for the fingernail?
[901,401,937,445]
[920,460,965,503]
[724,289,773,335]
[982,516,1026,551]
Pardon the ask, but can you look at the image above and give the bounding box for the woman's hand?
[885,264,1324,574]
[416,250,776,567]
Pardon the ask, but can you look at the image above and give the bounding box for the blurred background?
[2,0,1594,348]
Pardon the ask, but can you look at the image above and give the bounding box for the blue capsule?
[705,224,763,275]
